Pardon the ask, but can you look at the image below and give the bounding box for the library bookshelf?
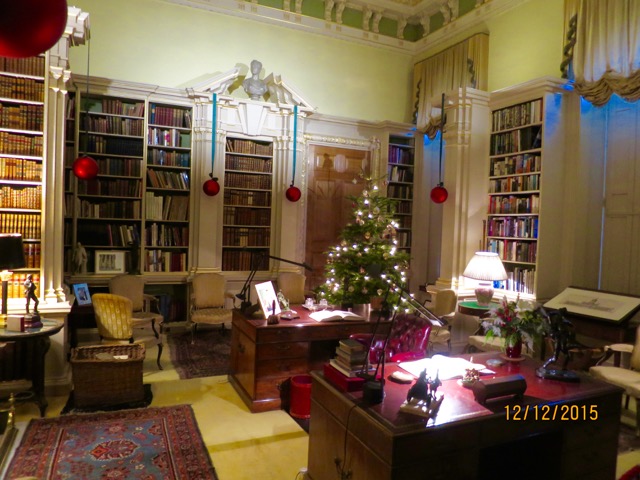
[386,134,415,257]
[0,55,46,301]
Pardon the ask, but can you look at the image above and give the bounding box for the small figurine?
[72,242,87,274]
[404,368,444,420]
[24,274,39,314]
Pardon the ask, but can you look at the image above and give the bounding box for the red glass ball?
[0,0,68,58]
[286,185,301,202]
[430,185,448,204]
[202,178,220,196]
[72,155,99,180]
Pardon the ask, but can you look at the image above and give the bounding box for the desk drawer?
[257,341,309,360]
[257,357,308,377]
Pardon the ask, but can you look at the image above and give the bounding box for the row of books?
[86,98,145,117]
[0,77,44,102]
[145,223,189,247]
[0,213,40,239]
[147,149,190,167]
[225,155,272,173]
[395,200,412,214]
[0,56,45,77]
[157,195,189,221]
[500,267,536,295]
[223,189,271,207]
[222,227,270,247]
[83,135,144,156]
[488,194,539,215]
[75,198,141,219]
[21,243,41,268]
[145,250,187,272]
[77,223,140,247]
[149,105,191,129]
[222,206,271,226]
[388,146,414,166]
[148,127,191,149]
[226,138,273,156]
[492,99,543,132]
[387,184,412,200]
[0,185,41,209]
[225,172,272,190]
[93,157,142,177]
[396,231,411,248]
[490,153,541,177]
[77,178,142,197]
[487,239,537,263]
[0,157,42,181]
[489,173,540,194]
[486,216,538,239]
[83,115,144,137]
[221,248,269,271]
[387,164,413,183]
[396,215,412,228]
[4,273,40,300]
[328,338,371,378]
[147,168,189,190]
[0,103,44,131]
[0,131,43,156]
[490,125,542,156]
[145,193,190,221]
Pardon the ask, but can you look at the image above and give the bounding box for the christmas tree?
[316,174,410,310]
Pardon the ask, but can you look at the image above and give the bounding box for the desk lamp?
[0,234,27,326]
[463,252,507,306]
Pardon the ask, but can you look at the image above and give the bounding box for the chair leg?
[636,397,640,437]
[191,323,197,345]
[156,340,163,370]
[151,319,158,339]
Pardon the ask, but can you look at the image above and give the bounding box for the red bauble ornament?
[286,185,301,202]
[203,178,220,196]
[430,184,448,204]
[0,0,68,58]
[72,155,99,180]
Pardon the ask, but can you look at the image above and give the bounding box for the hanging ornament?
[0,0,68,58]
[430,93,449,204]
[73,40,99,181]
[286,105,301,202]
[286,184,301,202]
[203,93,220,196]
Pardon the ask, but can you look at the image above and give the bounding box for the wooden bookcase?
[386,134,414,256]
[0,55,46,300]
[144,102,192,273]
[222,137,273,271]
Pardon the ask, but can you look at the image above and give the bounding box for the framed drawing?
[544,287,640,323]
[95,250,126,274]
[73,283,92,306]
[254,281,281,319]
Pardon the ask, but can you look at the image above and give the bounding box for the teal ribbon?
[211,93,217,176]
[291,105,298,185]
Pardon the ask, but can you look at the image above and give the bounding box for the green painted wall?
[69,0,413,123]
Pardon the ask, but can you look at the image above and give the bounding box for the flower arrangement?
[482,296,549,353]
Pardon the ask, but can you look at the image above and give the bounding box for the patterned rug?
[619,423,640,454]
[6,405,217,480]
[168,328,231,379]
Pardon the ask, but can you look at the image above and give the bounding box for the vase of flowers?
[482,296,548,358]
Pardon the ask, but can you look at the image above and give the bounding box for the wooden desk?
[229,307,389,413]
[307,353,622,480]
[0,319,64,416]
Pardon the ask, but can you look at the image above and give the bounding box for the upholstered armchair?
[350,313,432,364]
[189,273,235,344]
[92,293,163,369]
[424,289,457,352]
[108,274,163,339]
[276,272,313,305]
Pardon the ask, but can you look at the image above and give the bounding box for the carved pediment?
[186,67,241,98]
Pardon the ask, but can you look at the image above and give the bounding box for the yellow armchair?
[189,273,234,344]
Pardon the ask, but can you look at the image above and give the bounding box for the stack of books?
[329,339,370,378]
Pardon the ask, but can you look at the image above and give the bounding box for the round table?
[0,318,64,416]
[457,300,495,319]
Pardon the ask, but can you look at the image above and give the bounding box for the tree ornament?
[203,176,220,196]
[364,232,371,239]
[72,155,99,180]
[204,93,220,196]
[431,93,449,204]
[430,183,448,204]
[0,0,68,58]
[286,184,301,202]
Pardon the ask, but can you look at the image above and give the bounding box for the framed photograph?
[73,283,92,306]
[254,281,281,319]
[95,250,126,274]
[544,286,640,323]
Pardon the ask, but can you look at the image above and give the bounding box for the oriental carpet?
[6,405,217,479]
[168,328,231,380]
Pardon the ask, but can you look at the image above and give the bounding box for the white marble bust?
[242,59,268,100]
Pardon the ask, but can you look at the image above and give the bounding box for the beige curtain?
[564,0,640,106]
[413,33,488,139]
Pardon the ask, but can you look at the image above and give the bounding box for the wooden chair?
[276,272,313,305]
[108,274,163,340]
[92,293,163,369]
[189,273,235,344]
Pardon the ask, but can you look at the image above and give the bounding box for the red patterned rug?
[6,405,217,479]
[168,328,230,380]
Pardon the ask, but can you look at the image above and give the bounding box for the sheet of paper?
[398,355,494,380]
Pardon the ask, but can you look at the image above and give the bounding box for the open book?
[309,310,364,322]
[398,355,494,381]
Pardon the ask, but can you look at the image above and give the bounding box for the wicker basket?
[70,344,145,408]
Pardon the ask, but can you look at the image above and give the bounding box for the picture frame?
[544,286,640,323]
[72,283,92,306]
[254,281,281,319]
[94,250,126,274]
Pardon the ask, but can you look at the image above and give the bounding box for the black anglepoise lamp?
[0,234,26,326]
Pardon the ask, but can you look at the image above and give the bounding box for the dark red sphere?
[0,0,68,58]
[286,185,301,202]
[430,185,448,204]
[72,155,99,180]
[202,178,220,196]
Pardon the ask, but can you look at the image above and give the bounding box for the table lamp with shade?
[0,233,26,326]
[462,252,508,306]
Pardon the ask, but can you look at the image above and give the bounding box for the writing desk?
[229,307,389,413]
[0,319,64,416]
[307,352,622,480]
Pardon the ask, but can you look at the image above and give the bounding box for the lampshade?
[0,234,26,270]
[463,252,507,306]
